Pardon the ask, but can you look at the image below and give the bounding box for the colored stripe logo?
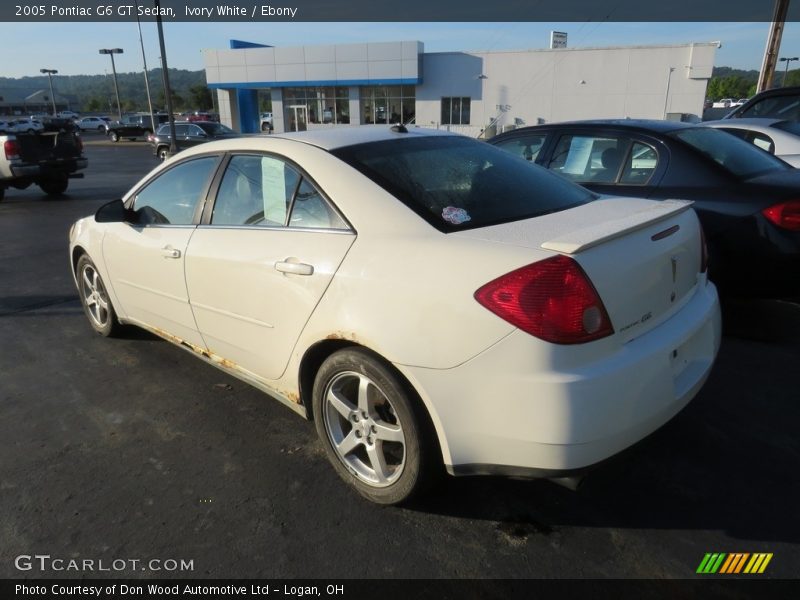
[697,553,773,574]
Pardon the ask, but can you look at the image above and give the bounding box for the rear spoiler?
[541,199,693,255]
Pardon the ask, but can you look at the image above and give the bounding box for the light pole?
[779,56,799,87]
[155,0,178,156]
[134,0,156,134]
[663,67,676,119]
[39,68,58,116]
[99,48,124,120]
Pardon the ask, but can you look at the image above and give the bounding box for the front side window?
[132,156,218,225]
[441,97,471,125]
[493,134,547,162]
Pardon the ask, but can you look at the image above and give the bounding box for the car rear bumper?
[10,157,87,179]
[401,280,721,474]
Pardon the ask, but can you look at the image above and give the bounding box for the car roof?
[702,118,784,129]
[498,119,697,136]
[271,125,458,150]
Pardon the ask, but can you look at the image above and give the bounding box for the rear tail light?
[700,226,708,273]
[474,255,614,344]
[762,200,800,231]
[4,139,20,160]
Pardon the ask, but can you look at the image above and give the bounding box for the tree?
[85,97,104,112]
[188,85,212,110]
[706,75,753,100]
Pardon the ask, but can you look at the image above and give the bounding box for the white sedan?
[76,116,110,131]
[703,118,800,167]
[68,126,721,504]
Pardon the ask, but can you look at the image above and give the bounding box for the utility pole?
[155,0,178,156]
[757,0,791,93]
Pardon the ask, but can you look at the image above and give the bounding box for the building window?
[441,97,471,125]
[359,85,415,125]
[283,87,350,127]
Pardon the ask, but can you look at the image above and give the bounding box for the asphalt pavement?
[0,138,799,580]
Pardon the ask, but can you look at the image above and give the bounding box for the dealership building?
[202,39,719,136]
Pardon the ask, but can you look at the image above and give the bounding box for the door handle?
[161,246,181,259]
[275,259,314,276]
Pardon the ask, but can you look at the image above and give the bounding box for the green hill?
[0,69,212,113]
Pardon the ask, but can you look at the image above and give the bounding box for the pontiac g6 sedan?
[69,126,721,504]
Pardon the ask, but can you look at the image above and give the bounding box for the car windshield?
[198,122,234,135]
[739,94,800,121]
[669,127,790,179]
[331,135,594,232]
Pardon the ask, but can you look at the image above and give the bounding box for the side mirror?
[95,198,135,223]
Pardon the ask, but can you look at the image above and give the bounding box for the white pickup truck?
[0,119,87,202]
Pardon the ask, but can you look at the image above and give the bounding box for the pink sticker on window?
[442,206,471,225]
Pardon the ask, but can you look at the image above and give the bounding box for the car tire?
[97,125,105,131]
[109,131,119,142]
[261,123,270,132]
[312,348,436,505]
[38,174,69,196]
[76,254,123,337]
[157,147,169,161]
[0,186,5,202]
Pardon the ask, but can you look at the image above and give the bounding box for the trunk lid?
[456,197,703,344]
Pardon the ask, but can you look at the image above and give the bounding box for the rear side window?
[332,136,593,232]
[211,154,347,230]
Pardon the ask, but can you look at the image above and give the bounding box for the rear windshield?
[669,127,790,179]
[772,120,800,136]
[198,122,234,135]
[331,136,593,232]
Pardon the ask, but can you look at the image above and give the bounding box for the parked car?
[69,126,720,504]
[260,112,273,131]
[76,116,111,131]
[724,86,800,121]
[1,124,86,201]
[10,118,45,134]
[702,118,800,167]
[150,121,239,160]
[57,110,80,120]
[712,98,733,108]
[186,111,219,123]
[489,119,800,297]
[0,119,14,133]
[105,114,169,142]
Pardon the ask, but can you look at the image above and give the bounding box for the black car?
[106,113,170,142]
[489,120,800,297]
[151,121,239,160]
[723,86,800,122]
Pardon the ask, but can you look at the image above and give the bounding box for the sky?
[0,21,798,79]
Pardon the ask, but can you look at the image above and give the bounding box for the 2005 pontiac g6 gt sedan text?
[68,126,721,504]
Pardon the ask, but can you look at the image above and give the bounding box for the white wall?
[415,43,718,137]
